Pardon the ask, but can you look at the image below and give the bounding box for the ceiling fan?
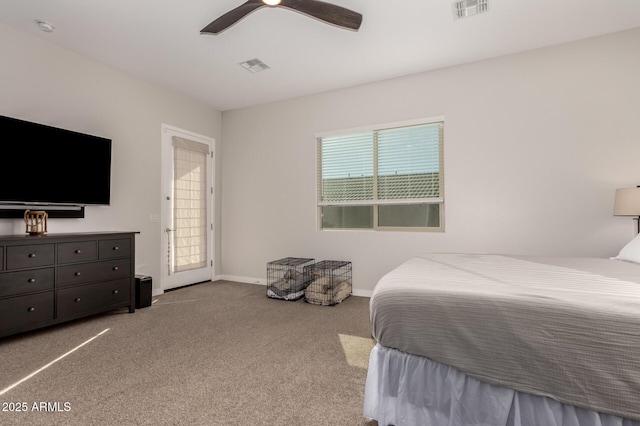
[201,0,363,35]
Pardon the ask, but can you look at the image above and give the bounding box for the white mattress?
[369,253,640,420]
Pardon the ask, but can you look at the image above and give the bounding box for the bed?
[363,235,640,426]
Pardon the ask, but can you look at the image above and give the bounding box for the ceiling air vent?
[452,0,489,20]
[239,58,270,73]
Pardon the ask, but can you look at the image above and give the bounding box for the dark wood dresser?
[0,231,137,338]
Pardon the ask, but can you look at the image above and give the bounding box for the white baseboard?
[351,289,373,298]
[218,275,266,285]
[216,275,372,298]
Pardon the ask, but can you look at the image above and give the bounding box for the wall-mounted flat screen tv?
[0,115,112,206]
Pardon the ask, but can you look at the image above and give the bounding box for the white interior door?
[161,124,214,291]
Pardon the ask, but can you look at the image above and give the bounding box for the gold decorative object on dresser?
[24,209,48,236]
[0,231,138,338]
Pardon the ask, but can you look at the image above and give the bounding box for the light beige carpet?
[0,281,378,426]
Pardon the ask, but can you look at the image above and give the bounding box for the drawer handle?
[28,278,36,283]
[113,266,119,271]
[74,272,82,276]
[29,253,36,258]
[75,249,82,254]
[75,298,81,302]
[113,246,119,251]
[28,307,36,312]
[113,290,119,295]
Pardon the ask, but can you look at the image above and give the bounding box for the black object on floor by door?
[135,275,152,309]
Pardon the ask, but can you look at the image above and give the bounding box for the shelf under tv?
[0,204,85,219]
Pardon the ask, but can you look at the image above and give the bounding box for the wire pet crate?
[304,260,352,306]
[266,257,315,301]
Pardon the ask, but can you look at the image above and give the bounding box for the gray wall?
[0,24,223,295]
[220,27,640,295]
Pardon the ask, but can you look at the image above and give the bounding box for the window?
[317,119,444,231]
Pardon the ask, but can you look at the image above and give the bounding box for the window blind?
[318,122,443,206]
[319,132,374,202]
[377,123,443,201]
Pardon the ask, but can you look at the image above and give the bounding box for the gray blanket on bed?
[369,253,640,421]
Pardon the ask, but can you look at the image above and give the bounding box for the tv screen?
[0,115,112,205]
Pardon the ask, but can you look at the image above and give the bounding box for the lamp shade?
[613,187,640,216]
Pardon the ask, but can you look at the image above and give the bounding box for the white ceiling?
[1,0,640,111]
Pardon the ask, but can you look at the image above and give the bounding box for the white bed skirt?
[364,344,639,426]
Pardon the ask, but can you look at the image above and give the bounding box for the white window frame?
[316,117,445,232]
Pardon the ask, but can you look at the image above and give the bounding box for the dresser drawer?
[99,238,131,259]
[0,292,54,332]
[0,268,55,298]
[57,278,130,319]
[57,241,98,264]
[6,244,55,270]
[0,247,4,271]
[57,259,131,287]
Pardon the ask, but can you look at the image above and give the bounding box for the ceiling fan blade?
[279,0,362,31]
[201,0,265,35]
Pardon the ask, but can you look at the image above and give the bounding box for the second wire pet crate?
[304,260,352,306]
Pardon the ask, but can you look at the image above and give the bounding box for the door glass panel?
[172,141,207,273]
